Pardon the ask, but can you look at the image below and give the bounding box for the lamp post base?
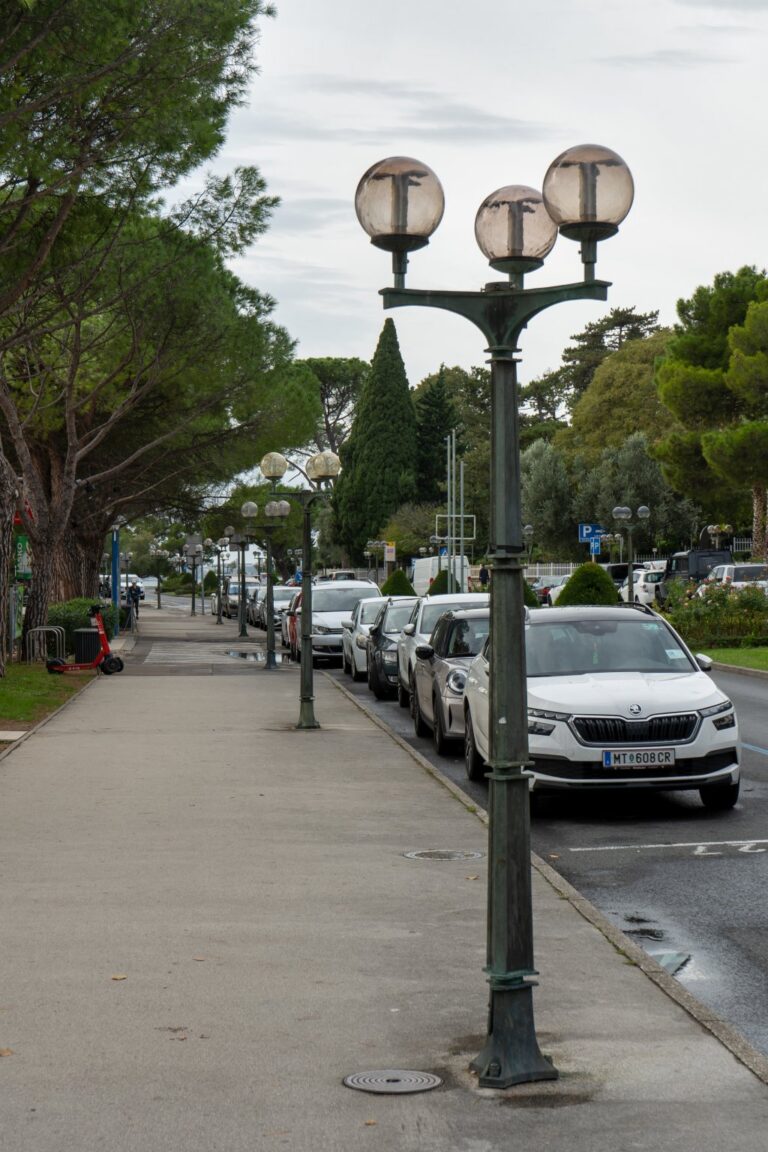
[297,699,320,730]
[471,985,558,1088]
[264,652,278,670]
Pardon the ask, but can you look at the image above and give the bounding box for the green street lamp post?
[356,145,633,1088]
[366,538,386,587]
[213,536,229,624]
[184,544,203,616]
[522,524,534,566]
[260,450,342,728]
[149,546,169,610]
[613,505,650,602]
[263,499,291,669]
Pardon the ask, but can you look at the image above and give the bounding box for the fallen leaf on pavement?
[466,874,479,880]
[0,1048,14,1056]
[364,1120,377,1126]
[111,975,128,981]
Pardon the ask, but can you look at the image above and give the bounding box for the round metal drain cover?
[403,849,484,861]
[343,1070,442,1094]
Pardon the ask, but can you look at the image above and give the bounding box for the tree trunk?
[753,486,767,561]
[0,467,18,675]
[21,536,55,646]
[52,527,102,601]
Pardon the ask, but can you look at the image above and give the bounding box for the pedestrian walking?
[127,580,141,619]
[479,563,489,590]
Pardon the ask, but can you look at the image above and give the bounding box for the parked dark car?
[366,596,417,699]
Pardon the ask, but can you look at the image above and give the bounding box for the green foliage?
[559,306,660,412]
[380,569,415,596]
[334,320,418,559]
[380,502,441,560]
[297,357,369,455]
[521,440,575,558]
[662,583,768,648]
[47,598,118,655]
[562,330,675,463]
[556,564,618,606]
[203,570,218,592]
[523,580,539,609]
[428,569,450,595]
[414,366,457,503]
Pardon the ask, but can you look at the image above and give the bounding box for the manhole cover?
[403,849,484,861]
[343,1070,442,1094]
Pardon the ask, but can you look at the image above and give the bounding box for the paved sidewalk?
[1,608,767,1151]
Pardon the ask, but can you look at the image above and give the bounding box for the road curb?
[325,670,768,1087]
[0,673,97,767]
[711,661,768,680]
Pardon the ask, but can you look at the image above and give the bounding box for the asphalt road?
[325,661,768,1058]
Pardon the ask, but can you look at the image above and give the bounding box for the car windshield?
[643,571,664,583]
[446,617,490,656]
[312,587,379,612]
[420,600,483,634]
[382,602,415,633]
[525,618,696,677]
[272,587,295,603]
[359,599,383,624]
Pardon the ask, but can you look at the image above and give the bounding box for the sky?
[192,0,768,393]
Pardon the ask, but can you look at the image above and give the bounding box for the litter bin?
[74,627,101,663]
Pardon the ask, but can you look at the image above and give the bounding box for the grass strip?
[0,664,93,727]
[704,647,768,672]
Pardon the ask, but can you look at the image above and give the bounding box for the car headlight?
[382,650,398,664]
[700,699,733,716]
[529,707,570,721]
[313,623,332,634]
[446,669,467,695]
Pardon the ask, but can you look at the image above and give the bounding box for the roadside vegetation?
[0,665,90,730]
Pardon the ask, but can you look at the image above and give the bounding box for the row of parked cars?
[337,588,742,813]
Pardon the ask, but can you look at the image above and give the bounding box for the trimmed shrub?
[556,563,618,606]
[47,598,119,655]
[524,580,539,609]
[427,568,449,595]
[380,568,415,596]
[203,570,218,592]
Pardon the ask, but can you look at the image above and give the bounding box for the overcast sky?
[200,0,768,391]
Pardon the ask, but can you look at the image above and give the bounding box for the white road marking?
[143,643,246,664]
[570,838,768,854]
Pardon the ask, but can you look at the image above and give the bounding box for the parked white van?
[411,555,470,596]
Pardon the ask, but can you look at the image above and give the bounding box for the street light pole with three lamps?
[356,144,633,1088]
[612,505,650,603]
[260,450,341,729]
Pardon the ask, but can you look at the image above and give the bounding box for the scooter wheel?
[46,658,66,674]
[101,655,124,675]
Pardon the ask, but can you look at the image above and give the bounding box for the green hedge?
[556,563,617,606]
[381,568,415,595]
[662,581,768,648]
[47,598,120,655]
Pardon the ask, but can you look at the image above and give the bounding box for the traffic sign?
[578,522,604,543]
[590,537,601,555]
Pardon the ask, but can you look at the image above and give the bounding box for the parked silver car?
[412,608,490,754]
[396,593,490,708]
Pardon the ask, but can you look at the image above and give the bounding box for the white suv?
[396,593,489,708]
[463,605,740,811]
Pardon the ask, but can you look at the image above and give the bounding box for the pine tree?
[334,320,418,560]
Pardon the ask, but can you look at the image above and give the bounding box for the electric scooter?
[46,605,124,675]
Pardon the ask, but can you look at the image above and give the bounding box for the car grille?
[571,713,698,745]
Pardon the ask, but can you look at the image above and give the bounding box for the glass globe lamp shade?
[355,156,444,253]
[612,506,631,522]
[307,450,341,483]
[637,505,650,521]
[260,452,288,481]
[224,525,235,537]
[218,536,229,548]
[474,186,557,274]
[241,500,258,521]
[542,144,634,241]
[522,523,534,541]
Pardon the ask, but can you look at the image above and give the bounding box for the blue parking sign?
[578,522,604,543]
[590,537,601,555]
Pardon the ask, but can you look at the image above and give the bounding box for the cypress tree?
[334,320,417,559]
[415,365,456,502]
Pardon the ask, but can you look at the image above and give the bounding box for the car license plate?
[602,748,676,768]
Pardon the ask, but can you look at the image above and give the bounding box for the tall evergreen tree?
[415,365,456,503]
[334,319,417,560]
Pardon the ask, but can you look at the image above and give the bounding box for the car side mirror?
[341,620,353,630]
[695,653,713,671]
[402,623,416,636]
[414,644,434,661]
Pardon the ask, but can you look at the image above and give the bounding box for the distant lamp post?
[260,450,341,728]
[357,144,633,1088]
[706,523,733,550]
[522,523,534,564]
[213,536,229,624]
[366,539,386,587]
[613,505,650,602]
[263,499,291,669]
[149,546,169,610]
